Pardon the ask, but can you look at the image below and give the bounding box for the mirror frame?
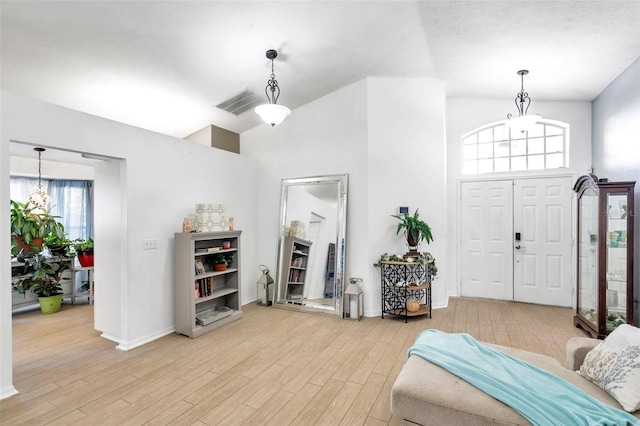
[274,174,348,317]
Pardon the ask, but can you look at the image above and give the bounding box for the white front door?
[460,180,514,300]
[460,177,573,307]
[513,177,573,306]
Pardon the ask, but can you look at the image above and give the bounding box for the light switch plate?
[143,238,159,250]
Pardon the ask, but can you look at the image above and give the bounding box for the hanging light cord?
[28,147,50,208]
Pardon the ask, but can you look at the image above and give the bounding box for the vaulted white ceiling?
[2,1,639,138]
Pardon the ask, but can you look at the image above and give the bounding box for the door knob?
[515,245,523,250]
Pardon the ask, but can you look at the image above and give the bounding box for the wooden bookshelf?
[174,231,242,338]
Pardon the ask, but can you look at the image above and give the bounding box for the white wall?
[592,57,640,325]
[241,78,369,309]
[445,98,593,300]
[242,77,448,316]
[0,98,16,399]
[366,77,447,312]
[1,91,259,396]
[10,157,94,180]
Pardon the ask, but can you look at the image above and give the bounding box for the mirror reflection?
[274,174,348,316]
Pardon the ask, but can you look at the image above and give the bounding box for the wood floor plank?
[348,341,388,385]
[144,399,195,425]
[79,398,131,426]
[340,372,387,426]
[264,384,318,426]
[241,389,294,425]
[315,381,362,425]
[290,378,345,426]
[368,360,404,423]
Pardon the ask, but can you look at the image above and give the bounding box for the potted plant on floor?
[73,238,94,267]
[10,200,65,257]
[391,209,433,257]
[13,254,72,314]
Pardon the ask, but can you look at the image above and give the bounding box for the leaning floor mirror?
[274,174,348,317]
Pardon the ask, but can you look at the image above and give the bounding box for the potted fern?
[391,209,433,256]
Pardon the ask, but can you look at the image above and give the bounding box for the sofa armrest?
[566,337,601,371]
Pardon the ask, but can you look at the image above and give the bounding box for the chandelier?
[254,49,291,127]
[506,70,541,134]
[28,147,51,208]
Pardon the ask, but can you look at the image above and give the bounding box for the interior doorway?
[459,176,574,307]
[7,141,127,393]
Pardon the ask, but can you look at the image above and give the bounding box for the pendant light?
[506,70,541,134]
[254,49,291,127]
[28,147,51,208]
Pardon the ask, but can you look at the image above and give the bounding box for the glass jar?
[407,297,421,312]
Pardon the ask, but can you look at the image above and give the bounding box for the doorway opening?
[7,140,127,394]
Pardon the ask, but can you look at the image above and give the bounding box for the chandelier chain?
[38,149,42,186]
[507,69,532,119]
[265,57,281,104]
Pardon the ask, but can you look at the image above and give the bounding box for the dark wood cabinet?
[574,176,635,338]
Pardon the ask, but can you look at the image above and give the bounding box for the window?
[10,177,93,240]
[461,120,569,175]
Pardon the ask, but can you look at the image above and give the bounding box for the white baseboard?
[433,291,457,310]
[99,332,120,345]
[0,385,18,400]
[114,326,175,351]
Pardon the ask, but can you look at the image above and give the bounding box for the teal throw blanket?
[408,329,639,426]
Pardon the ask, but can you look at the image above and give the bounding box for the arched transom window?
[462,120,569,175]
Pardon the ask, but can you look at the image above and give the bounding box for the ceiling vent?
[214,88,265,116]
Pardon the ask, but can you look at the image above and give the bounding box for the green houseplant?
[391,209,433,256]
[10,200,65,257]
[13,254,72,314]
[373,251,438,278]
[212,253,233,271]
[72,238,94,267]
[44,223,73,257]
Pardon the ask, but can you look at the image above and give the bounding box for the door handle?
[515,245,525,250]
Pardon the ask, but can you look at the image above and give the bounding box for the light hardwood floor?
[2,298,589,425]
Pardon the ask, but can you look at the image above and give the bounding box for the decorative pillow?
[578,324,640,412]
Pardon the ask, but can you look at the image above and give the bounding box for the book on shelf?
[195,260,206,275]
[196,246,221,254]
[195,277,214,298]
[289,269,302,283]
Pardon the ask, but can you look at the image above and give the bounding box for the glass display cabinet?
[574,175,635,338]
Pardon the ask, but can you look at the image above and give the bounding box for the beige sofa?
[391,337,640,425]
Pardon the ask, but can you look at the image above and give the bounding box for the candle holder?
[344,278,363,320]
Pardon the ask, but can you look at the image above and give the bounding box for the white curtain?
[9,177,44,205]
[10,177,93,240]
